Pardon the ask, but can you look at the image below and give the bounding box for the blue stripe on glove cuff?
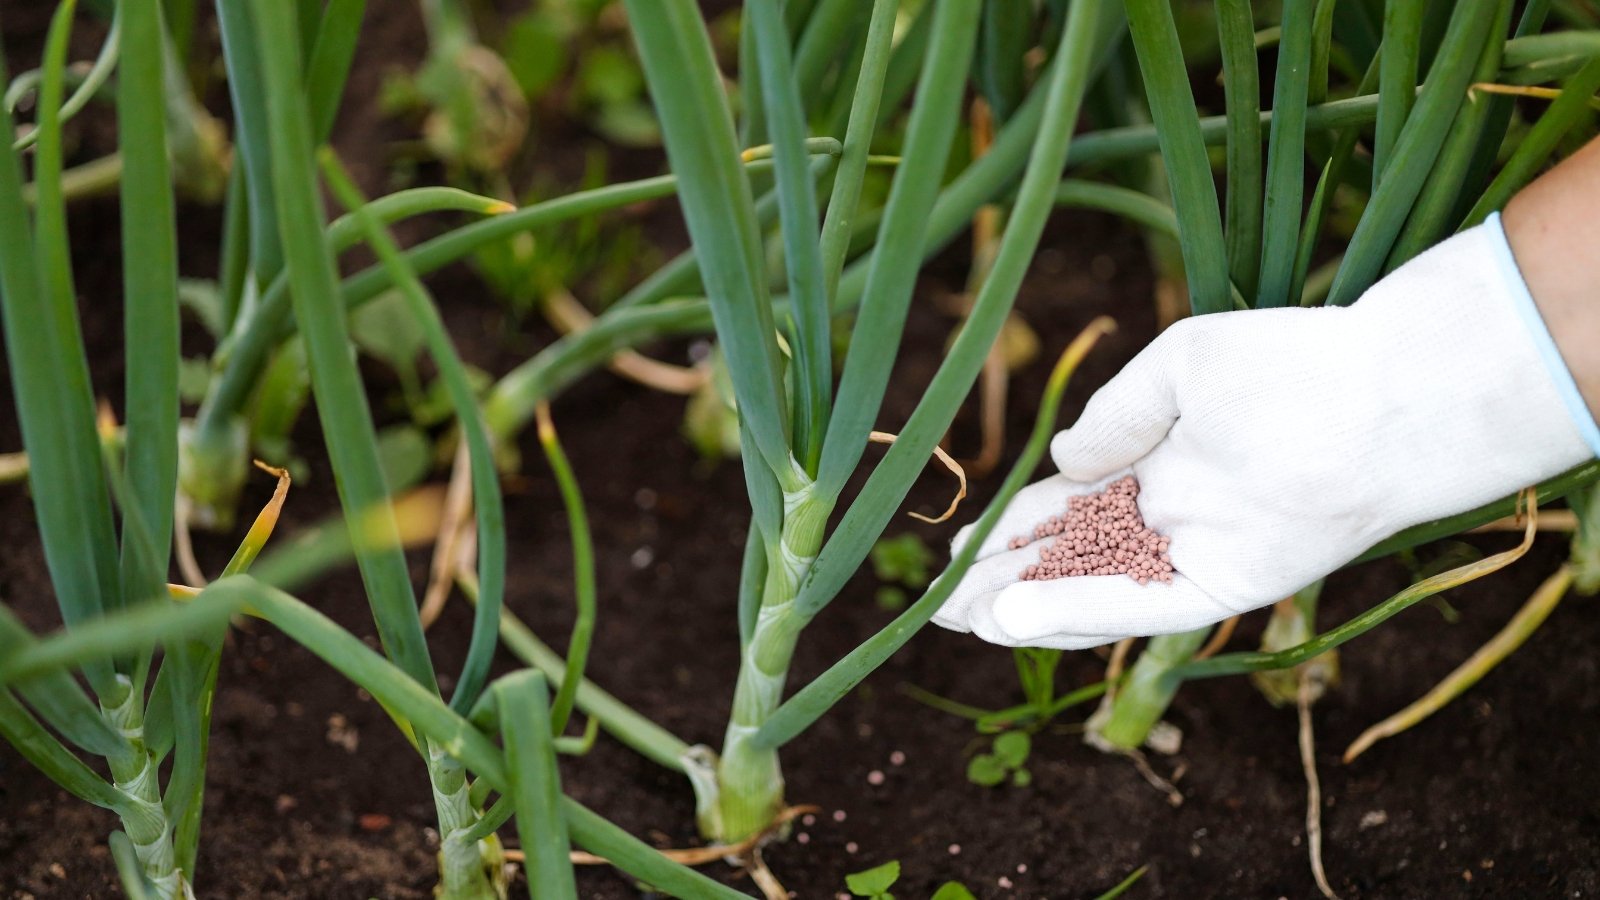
[1486,210,1600,458]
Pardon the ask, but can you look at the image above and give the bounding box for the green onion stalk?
[1086,629,1210,752]
[319,161,521,897]
[669,0,981,841]
[100,677,190,900]
[427,741,508,896]
[709,0,1061,834]
[707,480,828,840]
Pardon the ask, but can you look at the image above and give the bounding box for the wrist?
[1502,136,1600,427]
[1486,210,1600,458]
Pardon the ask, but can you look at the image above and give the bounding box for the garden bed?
[4,5,1600,898]
[4,195,1597,897]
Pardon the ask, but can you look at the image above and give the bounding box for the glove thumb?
[1051,332,1182,480]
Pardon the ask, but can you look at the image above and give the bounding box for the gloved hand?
[934,214,1599,649]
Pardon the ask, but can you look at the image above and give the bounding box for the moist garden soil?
[5,7,1600,900]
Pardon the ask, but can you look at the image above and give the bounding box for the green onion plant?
[592,0,1124,842]
[1,3,810,897]
[0,2,236,894]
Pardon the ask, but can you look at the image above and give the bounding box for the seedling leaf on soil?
[845,859,900,898]
[930,883,979,900]
[967,730,1033,788]
[871,532,935,610]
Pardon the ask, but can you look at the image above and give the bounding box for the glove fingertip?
[966,593,1020,647]
[989,578,1146,643]
[1050,428,1124,482]
[988,581,1060,642]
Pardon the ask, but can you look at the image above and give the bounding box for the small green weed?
[845,860,900,899]
[966,729,1032,788]
[870,532,936,611]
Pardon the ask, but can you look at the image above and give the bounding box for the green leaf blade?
[304,0,367,143]
[1215,0,1263,304]
[1461,56,1600,227]
[1387,1,1515,268]
[1123,0,1230,314]
[532,409,597,736]
[1256,0,1315,307]
[747,0,832,472]
[815,0,983,499]
[118,0,182,607]
[498,672,578,900]
[0,4,121,694]
[846,860,901,896]
[217,1,284,287]
[317,150,506,713]
[1326,0,1502,306]
[1374,0,1425,184]
[0,688,127,812]
[622,0,794,483]
[249,0,437,692]
[818,0,898,307]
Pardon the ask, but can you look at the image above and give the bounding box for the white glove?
[935,213,1600,649]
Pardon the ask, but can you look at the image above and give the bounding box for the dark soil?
[5,6,1600,900]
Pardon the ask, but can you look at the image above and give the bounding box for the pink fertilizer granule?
[1009,475,1173,584]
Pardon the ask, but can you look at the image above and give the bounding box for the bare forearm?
[1502,135,1600,419]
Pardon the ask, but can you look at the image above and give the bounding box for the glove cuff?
[1485,210,1600,457]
